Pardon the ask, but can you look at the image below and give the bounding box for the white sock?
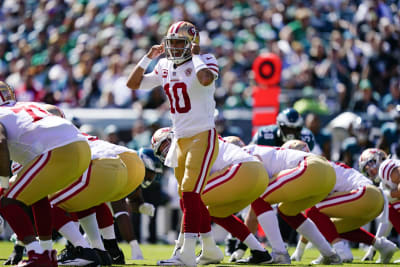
[59,221,90,248]
[297,218,334,256]
[79,213,105,250]
[295,238,307,255]
[243,234,265,251]
[39,239,52,251]
[26,240,44,254]
[176,232,184,247]
[258,210,287,252]
[100,225,116,240]
[180,233,197,256]
[200,231,217,252]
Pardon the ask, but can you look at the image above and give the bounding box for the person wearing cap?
[352,79,380,114]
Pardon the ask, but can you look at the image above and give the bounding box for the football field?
[0,241,400,266]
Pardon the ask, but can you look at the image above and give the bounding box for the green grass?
[0,241,399,266]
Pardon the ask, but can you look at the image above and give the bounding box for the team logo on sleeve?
[162,69,168,78]
[185,68,192,76]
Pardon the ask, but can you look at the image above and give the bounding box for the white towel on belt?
[165,137,178,168]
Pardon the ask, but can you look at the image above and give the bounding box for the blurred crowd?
[0,0,399,115]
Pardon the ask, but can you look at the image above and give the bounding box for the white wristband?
[192,54,207,73]
[114,211,129,218]
[137,56,152,70]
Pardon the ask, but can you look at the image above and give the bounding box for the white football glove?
[130,240,144,260]
[229,249,245,262]
[139,203,155,217]
[362,246,376,261]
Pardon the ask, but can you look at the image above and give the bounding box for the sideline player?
[0,81,91,266]
[126,21,220,266]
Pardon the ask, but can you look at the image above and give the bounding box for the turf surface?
[0,241,399,266]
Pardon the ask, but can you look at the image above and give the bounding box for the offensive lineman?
[126,21,220,266]
[0,81,91,266]
[283,140,398,264]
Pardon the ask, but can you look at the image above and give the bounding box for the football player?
[45,105,162,263]
[7,145,162,266]
[251,107,316,152]
[284,140,398,264]
[0,81,91,266]
[126,21,220,266]
[235,141,342,264]
[152,128,273,265]
[358,148,400,262]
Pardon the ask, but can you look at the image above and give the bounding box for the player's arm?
[389,166,400,198]
[191,44,216,86]
[0,123,11,177]
[126,187,145,212]
[126,44,164,90]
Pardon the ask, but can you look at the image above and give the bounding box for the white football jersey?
[329,161,372,193]
[378,158,400,191]
[140,54,218,138]
[0,102,86,165]
[209,137,258,175]
[82,133,134,160]
[243,144,310,178]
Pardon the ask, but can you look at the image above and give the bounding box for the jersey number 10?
[164,82,191,114]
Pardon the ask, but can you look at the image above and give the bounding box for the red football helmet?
[164,21,199,64]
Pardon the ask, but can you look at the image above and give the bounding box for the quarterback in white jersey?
[153,130,275,265]
[0,81,91,266]
[127,21,220,266]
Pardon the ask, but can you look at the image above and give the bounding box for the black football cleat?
[94,248,113,266]
[4,244,25,265]
[103,238,125,264]
[237,249,273,264]
[58,246,101,267]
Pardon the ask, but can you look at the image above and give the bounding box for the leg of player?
[196,202,224,265]
[111,205,144,261]
[306,206,353,263]
[212,215,272,264]
[277,209,342,265]
[250,198,290,263]
[340,228,398,263]
[76,208,112,266]
[0,198,55,266]
[32,197,53,251]
[52,206,101,266]
[95,203,125,264]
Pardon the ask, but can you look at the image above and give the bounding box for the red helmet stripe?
[174,21,185,33]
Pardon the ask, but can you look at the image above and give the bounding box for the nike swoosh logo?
[206,57,212,60]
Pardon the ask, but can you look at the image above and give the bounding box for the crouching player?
[284,140,397,264]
